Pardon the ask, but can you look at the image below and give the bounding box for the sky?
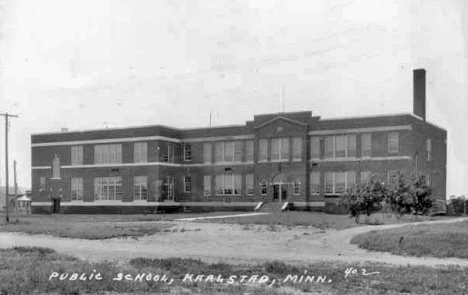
[0,0,467,197]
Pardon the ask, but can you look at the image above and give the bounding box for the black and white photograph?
[1,0,468,294]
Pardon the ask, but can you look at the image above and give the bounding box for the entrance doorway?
[52,198,61,214]
[273,184,287,203]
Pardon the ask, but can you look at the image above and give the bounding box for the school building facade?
[30,69,447,214]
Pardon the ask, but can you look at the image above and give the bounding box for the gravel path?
[1,217,467,267]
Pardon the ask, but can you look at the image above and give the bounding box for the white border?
[308,125,412,135]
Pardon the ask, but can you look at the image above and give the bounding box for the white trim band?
[309,156,412,162]
[308,125,412,136]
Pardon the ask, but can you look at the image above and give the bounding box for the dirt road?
[1,217,467,267]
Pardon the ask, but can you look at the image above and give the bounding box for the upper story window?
[324,135,357,159]
[184,144,192,161]
[214,141,242,163]
[203,143,212,164]
[245,140,254,162]
[94,144,122,164]
[134,142,147,163]
[292,137,302,161]
[161,142,181,162]
[426,139,432,162]
[52,155,61,178]
[310,137,320,160]
[71,146,83,165]
[271,137,289,161]
[388,132,399,154]
[258,139,268,162]
[361,134,372,158]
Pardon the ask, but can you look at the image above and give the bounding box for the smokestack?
[413,69,426,121]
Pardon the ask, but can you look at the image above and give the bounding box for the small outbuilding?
[14,196,32,214]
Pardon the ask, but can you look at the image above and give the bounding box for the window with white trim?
[388,132,399,154]
[310,172,320,195]
[204,175,212,196]
[259,139,268,162]
[71,178,83,201]
[224,142,234,162]
[246,174,254,195]
[324,136,334,158]
[292,137,302,161]
[361,134,372,157]
[52,155,61,178]
[134,142,147,163]
[184,144,192,161]
[39,177,46,191]
[234,141,242,162]
[215,142,223,163]
[293,180,301,195]
[94,144,122,164]
[260,181,267,195]
[324,135,358,158]
[133,176,148,201]
[214,142,241,163]
[94,177,122,201]
[271,137,290,161]
[335,136,347,158]
[347,135,357,157]
[324,172,334,194]
[335,172,346,193]
[245,140,254,162]
[324,171,357,194]
[203,143,212,164]
[71,146,83,165]
[347,171,356,189]
[214,174,242,195]
[184,175,191,193]
[426,139,432,162]
[161,142,175,162]
[310,137,320,159]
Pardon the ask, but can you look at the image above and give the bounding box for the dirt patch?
[1,217,468,267]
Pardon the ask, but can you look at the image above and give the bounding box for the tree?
[386,173,433,218]
[340,175,387,223]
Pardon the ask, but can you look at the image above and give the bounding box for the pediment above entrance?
[253,116,307,136]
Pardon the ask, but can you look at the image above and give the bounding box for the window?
[71,178,83,201]
[294,180,301,195]
[387,170,398,186]
[134,142,147,163]
[215,174,242,195]
[161,142,174,162]
[324,172,334,194]
[133,176,148,201]
[215,175,223,195]
[335,136,347,158]
[260,181,267,195]
[245,140,254,162]
[347,135,357,157]
[324,171,356,194]
[310,137,320,159]
[335,172,346,193]
[361,134,372,157]
[324,136,334,158]
[427,174,431,187]
[204,175,212,196]
[215,142,223,163]
[224,142,234,162]
[246,174,254,195]
[71,146,83,165]
[271,137,289,161]
[203,143,212,164]
[39,177,46,191]
[52,155,61,178]
[184,144,192,161]
[259,139,268,162]
[234,141,242,162]
[292,137,302,161]
[426,139,432,162]
[310,172,320,195]
[184,175,191,193]
[94,177,122,201]
[94,144,122,164]
[388,132,399,153]
[360,171,371,183]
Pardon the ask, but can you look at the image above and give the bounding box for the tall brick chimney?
[413,69,426,121]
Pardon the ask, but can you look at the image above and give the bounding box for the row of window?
[68,134,433,166]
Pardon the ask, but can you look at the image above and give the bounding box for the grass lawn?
[350,220,468,259]
[0,212,249,239]
[197,211,451,230]
[1,246,467,295]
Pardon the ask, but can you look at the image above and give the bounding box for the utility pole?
[14,160,18,222]
[1,112,19,222]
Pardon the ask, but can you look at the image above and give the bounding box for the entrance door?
[273,185,279,201]
[281,186,287,202]
[52,198,61,213]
